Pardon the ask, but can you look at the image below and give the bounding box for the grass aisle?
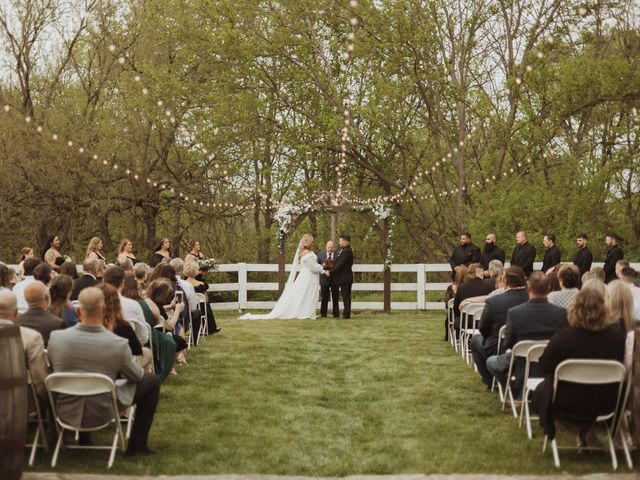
[31,312,619,475]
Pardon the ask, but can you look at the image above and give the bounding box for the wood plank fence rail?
[6,261,636,313]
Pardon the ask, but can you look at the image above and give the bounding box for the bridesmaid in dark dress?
[118,239,139,265]
[148,237,172,268]
[183,259,221,333]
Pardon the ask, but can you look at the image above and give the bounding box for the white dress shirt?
[13,276,35,313]
[118,294,148,345]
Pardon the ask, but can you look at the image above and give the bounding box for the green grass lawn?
[28,311,628,475]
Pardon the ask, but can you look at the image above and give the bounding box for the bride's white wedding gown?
[239,251,325,320]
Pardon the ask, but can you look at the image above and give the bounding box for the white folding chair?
[196,292,209,342]
[502,340,549,417]
[490,325,507,401]
[542,359,627,469]
[446,298,456,351]
[46,373,126,469]
[519,343,548,438]
[26,372,48,466]
[145,322,155,374]
[460,303,485,364]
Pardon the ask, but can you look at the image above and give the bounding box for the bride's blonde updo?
[299,234,314,250]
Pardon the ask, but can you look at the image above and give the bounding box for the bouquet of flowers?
[197,257,218,272]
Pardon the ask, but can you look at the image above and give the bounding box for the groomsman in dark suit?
[317,240,339,318]
[603,232,624,283]
[449,232,481,280]
[330,235,354,319]
[510,231,537,277]
[573,233,593,275]
[540,234,561,273]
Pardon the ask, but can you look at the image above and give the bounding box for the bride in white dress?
[239,234,327,320]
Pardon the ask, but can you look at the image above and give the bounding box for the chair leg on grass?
[551,438,560,468]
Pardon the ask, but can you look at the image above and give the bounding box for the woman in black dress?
[148,237,172,268]
[184,260,221,333]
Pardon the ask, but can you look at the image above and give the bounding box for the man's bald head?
[24,281,49,309]
[0,291,18,321]
[78,287,105,325]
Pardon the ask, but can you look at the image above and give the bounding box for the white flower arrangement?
[197,257,218,272]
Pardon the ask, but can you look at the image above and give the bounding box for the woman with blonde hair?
[532,279,625,450]
[606,280,636,371]
[85,236,106,262]
[239,233,326,319]
[117,239,138,265]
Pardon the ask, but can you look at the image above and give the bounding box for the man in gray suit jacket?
[48,287,160,456]
[17,281,66,347]
[486,272,568,396]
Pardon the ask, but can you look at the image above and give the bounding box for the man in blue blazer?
[318,240,339,318]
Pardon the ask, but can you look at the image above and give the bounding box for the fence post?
[416,264,426,310]
[238,263,248,311]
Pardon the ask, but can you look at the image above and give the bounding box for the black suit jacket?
[449,243,481,277]
[478,288,530,352]
[17,308,67,347]
[573,247,593,275]
[330,246,353,285]
[511,242,537,277]
[453,278,495,317]
[503,298,568,350]
[71,274,99,301]
[541,246,561,273]
[603,244,624,283]
[480,245,506,270]
[317,251,335,287]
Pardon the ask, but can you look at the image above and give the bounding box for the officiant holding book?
[318,240,339,318]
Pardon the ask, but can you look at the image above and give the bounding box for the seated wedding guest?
[619,267,640,320]
[13,257,42,312]
[120,257,134,272]
[485,272,568,393]
[148,264,189,342]
[47,287,160,455]
[85,236,107,262]
[184,239,204,263]
[511,231,536,277]
[59,261,79,280]
[591,266,606,282]
[33,262,53,286]
[0,263,12,291]
[444,265,467,341]
[0,290,49,400]
[170,258,203,341]
[134,263,150,292]
[42,235,63,271]
[615,260,630,280]
[142,279,185,378]
[484,260,503,289]
[548,264,580,308]
[606,280,636,372]
[470,266,530,387]
[486,271,507,298]
[18,246,34,276]
[531,280,625,450]
[102,266,148,346]
[97,283,152,372]
[453,264,494,332]
[17,281,66,347]
[147,238,172,268]
[546,270,561,293]
[71,257,102,301]
[122,272,141,300]
[541,234,561,273]
[184,261,220,333]
[49,274,78,327]
[117,239,138,265]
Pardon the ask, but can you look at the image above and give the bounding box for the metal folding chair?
[26,372,48,466]
[459,303,485,364]
[542,359,628,469]
[502,340,549,417]
[46,373,126,469]
[490,324,507,401]
[519,343,548,438]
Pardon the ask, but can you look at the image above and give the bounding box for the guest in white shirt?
[102,266,148,346]
[619,267,640,320]
[13,257,42,313]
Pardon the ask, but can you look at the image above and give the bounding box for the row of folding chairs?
[445,300,633,469]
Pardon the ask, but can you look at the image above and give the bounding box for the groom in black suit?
[330,235,354,319]
[317,240,340,318]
